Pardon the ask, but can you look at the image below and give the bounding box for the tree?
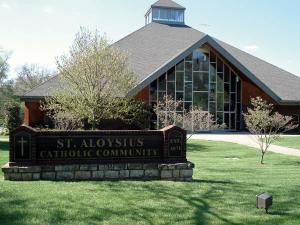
[153,95,183,128]
[107,98,151,129]
[0,80,21,126]
[154,95,224,139]
[42,27,138,130]
[182,106,225,140]
[14,64,55,95]
[3,101,22,132]
[0,50,19,126]
[0,48,9,85]
[243,97,297,164]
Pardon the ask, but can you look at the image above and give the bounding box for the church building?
[21,0,300,130]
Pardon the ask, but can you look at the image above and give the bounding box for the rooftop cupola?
[145,0,186,25]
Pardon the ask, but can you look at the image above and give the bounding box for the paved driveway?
[189,133,300,157]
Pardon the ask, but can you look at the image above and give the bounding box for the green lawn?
[274,136,300,150]
[0,135,8,142]
[0,136,300,225]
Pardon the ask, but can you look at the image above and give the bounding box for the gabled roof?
[112,22,206,86]
[22,22,205,100]
[211,38,300,103]
[151,0,185,10]
[22,75,60,100]
[22,22,300,104]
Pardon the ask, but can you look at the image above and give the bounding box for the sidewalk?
[189,133,300,157]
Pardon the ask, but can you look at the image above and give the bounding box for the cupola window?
[145,0,186,25]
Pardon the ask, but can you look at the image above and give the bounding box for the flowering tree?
[153,95,183,128]
[243,97,297,164]
[154,95,225,139]
[183,107,225,140]
[42,27,139,130]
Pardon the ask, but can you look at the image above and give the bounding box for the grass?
[274,136,300,150]
[0,136,300,225]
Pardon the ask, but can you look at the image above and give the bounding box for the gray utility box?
[256,193,272,211]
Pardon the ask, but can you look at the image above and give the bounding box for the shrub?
[50,110,83,131]
[0,126,9,136]
[3,101,22,132]
[108,99,152,130]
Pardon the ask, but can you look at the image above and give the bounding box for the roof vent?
[145,0,186,25]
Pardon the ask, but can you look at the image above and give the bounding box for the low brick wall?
[2,162,195,182]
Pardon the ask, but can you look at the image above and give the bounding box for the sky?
[0,0,300,78]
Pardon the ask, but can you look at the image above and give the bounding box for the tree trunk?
[91,120,96,130]
[261,152,266,164]
[186,130,195,141]
[91,113,96,130]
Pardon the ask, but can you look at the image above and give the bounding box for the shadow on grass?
[0,140,9,152]
[111,183,244,225]
[0,197,28,225]
[74,182,242,225]
[1,181,299,225]
[192,179,235,185]
[0,181,241,225]
[268,211,293,216]
[187,142,209,153]
[284,161,300,166]
[106,181,253,224]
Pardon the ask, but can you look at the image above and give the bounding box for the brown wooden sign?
[9,125,187,166]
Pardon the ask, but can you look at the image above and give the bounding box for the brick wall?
[24,101,45,127]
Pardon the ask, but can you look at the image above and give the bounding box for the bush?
[53,111,83,131]
[0,126,9,136]
[3,101,22,132]
[45,98,151,131]
[107,99,152,130]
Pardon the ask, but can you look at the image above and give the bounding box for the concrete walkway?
[189,133,300,157]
